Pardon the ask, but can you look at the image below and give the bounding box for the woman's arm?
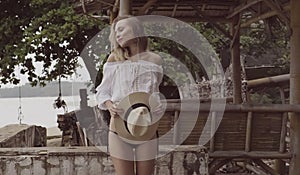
[95,53,117,110]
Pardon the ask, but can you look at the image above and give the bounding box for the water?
[0,95,97,128]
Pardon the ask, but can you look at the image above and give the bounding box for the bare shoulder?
[107,53,117,62]
[145,52,162,65]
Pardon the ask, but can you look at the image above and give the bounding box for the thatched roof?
[73,0,290,26]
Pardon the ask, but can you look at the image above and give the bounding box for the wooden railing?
[157,101,295,174]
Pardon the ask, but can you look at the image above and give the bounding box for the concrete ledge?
[0,146,290,174]
[0,145,209,175]
[0,145,206,156]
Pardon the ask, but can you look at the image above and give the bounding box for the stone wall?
[0,146,208,175]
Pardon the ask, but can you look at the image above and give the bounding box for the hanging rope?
[17,85,24,124]
[53,59,68,113]
[17,66,24,124]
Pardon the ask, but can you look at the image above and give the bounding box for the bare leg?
[135,159,156,175]
[109,132,135,175]
[135,138,158,175]
[111,157,135,175]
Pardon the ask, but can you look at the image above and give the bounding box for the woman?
[96,15,163,175]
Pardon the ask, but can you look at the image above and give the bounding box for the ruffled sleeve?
[95,62,117,110]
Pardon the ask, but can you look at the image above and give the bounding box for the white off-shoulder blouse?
[95,60,163,110]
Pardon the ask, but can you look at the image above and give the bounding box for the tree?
[0,0,106,86]
[1,0,290,88]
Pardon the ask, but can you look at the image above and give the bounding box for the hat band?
[124,103,151,135]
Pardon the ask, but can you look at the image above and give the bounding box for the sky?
[2,56,91,89]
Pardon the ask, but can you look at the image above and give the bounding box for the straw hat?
[114,92,160,141]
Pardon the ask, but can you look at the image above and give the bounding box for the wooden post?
[79,89,88,109]
[173,110,180,145]
[274,88,287,174]
[119,0,132,16]
[230,14,242,104]
[209,112,216,152]
[289,0,300,174]
[245,112,253,152]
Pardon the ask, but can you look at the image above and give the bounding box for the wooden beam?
[289,0,300,174]
[94,0,114,7]
[247,74,289,88]
[227,0,263,19]
[210,23,232,39]
[136,0,157,15]
[263,0,290,26]
[191,5,228,23]
[119,0,132,16]
[173,110,180,145]
[231,15,242,104]
[80,0,87,13]
[241,3,290,28]
[171,3,178,17]
[275,100,288,174]
[109,0,119,23]
[164,103,300,113]
[73,1,113,14]
[237,161,268,175]
[209,112,216,152]
[209,159,231,174]
[245,112,253,152]
[279,96,288,154]
[253,159,281,175]
[141,0,237,7]
[168,16,231,23]
[209,151,292,159]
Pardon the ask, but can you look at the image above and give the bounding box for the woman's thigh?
[135,138,158,161]
[109,132,135,175]
[135,139,158,175]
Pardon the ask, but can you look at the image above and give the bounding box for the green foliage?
[0,0,106,86]
[0,1,290,90]
[147,22,225,86]
[240,21,289,71]
[250,87,283,104]
[193,22,230,52]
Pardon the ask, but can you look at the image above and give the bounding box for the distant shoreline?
[0,81,92,98]
[0,95,76,99]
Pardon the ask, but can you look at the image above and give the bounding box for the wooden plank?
[209,112,216,152]
[247,74,289,88]
[241,3,290,27]
[245,112,253,152]
[136,0,157,15]
[173,110,180,145]
[253,159,281,175]
[164,103,300,112]
[263,0,290,26]
[274,88,288,174]
[209,151,291,159]
[251,113,282,151]
[237,161,268,175]
[227,0,263,19]
[209,159,231,174]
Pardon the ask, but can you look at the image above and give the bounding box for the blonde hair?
[109,15,148,61]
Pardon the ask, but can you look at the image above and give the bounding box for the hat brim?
[114,92,160,141]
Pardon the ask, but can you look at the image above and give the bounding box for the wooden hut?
[70,0,300,174]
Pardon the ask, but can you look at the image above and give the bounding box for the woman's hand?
[151,103,166,119]
[105,101,123,118]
